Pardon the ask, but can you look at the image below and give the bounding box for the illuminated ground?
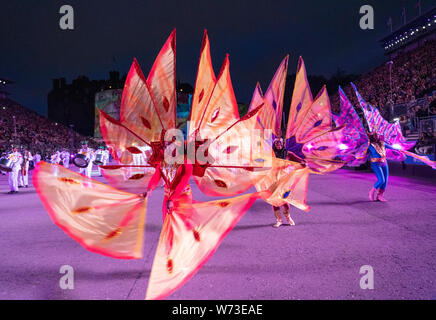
[0,167,435,300]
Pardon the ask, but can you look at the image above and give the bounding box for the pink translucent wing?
[286,57,314,139]
[206,106,272,167]
[196,55,240,139]
[189,31,217,138]
[194,106,273,196]
[194,167,267,197]
[119,59,164,142]
[333,87,369,166]
[145,192,261,300]
[33,162,147,259]
[386,149,407,162]
[255,159,310,211]
[302,128,347,174]
[263,56,289,134]
[248,83,274,138]
[351,82,374,130]
[335,87,367,140]
[248,82,264,112]
[295,86,332,143]
[99,110,149,165]
[352,83,417,162]
[402,150,436,169]
[146,29,177,130]
[369,105,389,136]
[304,157,345,174]
[101,165,158,194]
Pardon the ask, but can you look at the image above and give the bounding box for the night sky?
[1,0,434,116]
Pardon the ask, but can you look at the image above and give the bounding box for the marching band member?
[34,152,41,164]
[0,151,6,175]
[78,141,95,178]
[95,146,109,176]
[51,151,61,164]
[19,149,33,188]
[60,148,70,169]
[271,137,296,228]
[7,147,22,194]
[103,146,110,164]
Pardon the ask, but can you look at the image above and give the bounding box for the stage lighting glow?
[392,144,402,150]
[338,144,348,151]
[306,143,314,150]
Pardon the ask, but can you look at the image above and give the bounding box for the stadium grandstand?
[331,5,436,165]
[1,79,99,161]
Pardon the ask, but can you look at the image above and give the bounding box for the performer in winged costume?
[248,56,352,227]
[333,84,435,202]
[33,30,275,300]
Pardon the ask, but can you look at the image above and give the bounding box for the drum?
[0,157,13,172]
[72,154,89,168]
[93,153,104,165]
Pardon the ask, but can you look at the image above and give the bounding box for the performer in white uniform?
[60,149,70,169]
[19,149,33,188]
[104,147,110,164]
[78,141,95,178]
[51,151,61,164]
[7,147,22,194]
[95,146,109,176]
[34,152,42,164]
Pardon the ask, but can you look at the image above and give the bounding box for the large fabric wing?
[195,55,240,140]
[248,83,276,145]
[263,56,289,135]
[255,158,310,211]
[145,192,261,300]
[194,106,272,196]
[146,29,177,131]
[33,162,147,259]
[351,83,416,161]
[248,57,288,139]
[100,110,150,165]
[285,80,346,174]
[286,57,314,138]
[351,82,372,125]
[302,127,347,174]
[332,87,369,166]
[119,58,164,143]
[295,86,332,144]
[101,165,158,195]
[193,166,265,197]
[248,82,264,112]
[188,31,217,138]
[402,150,436,169]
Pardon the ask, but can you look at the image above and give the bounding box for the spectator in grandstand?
[0,97,98,159]
[331,39,436,120]
[415,132,435,155]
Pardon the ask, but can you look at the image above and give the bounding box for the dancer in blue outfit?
[367,131,395,202]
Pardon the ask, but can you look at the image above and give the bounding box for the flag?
[387,16,393,32]
[401,8,406,25]
[415,0,422,16]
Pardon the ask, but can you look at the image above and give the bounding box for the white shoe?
[285,215,296,226]
[273,220,283,228]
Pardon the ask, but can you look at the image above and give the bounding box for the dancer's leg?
[272,206,282,228]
